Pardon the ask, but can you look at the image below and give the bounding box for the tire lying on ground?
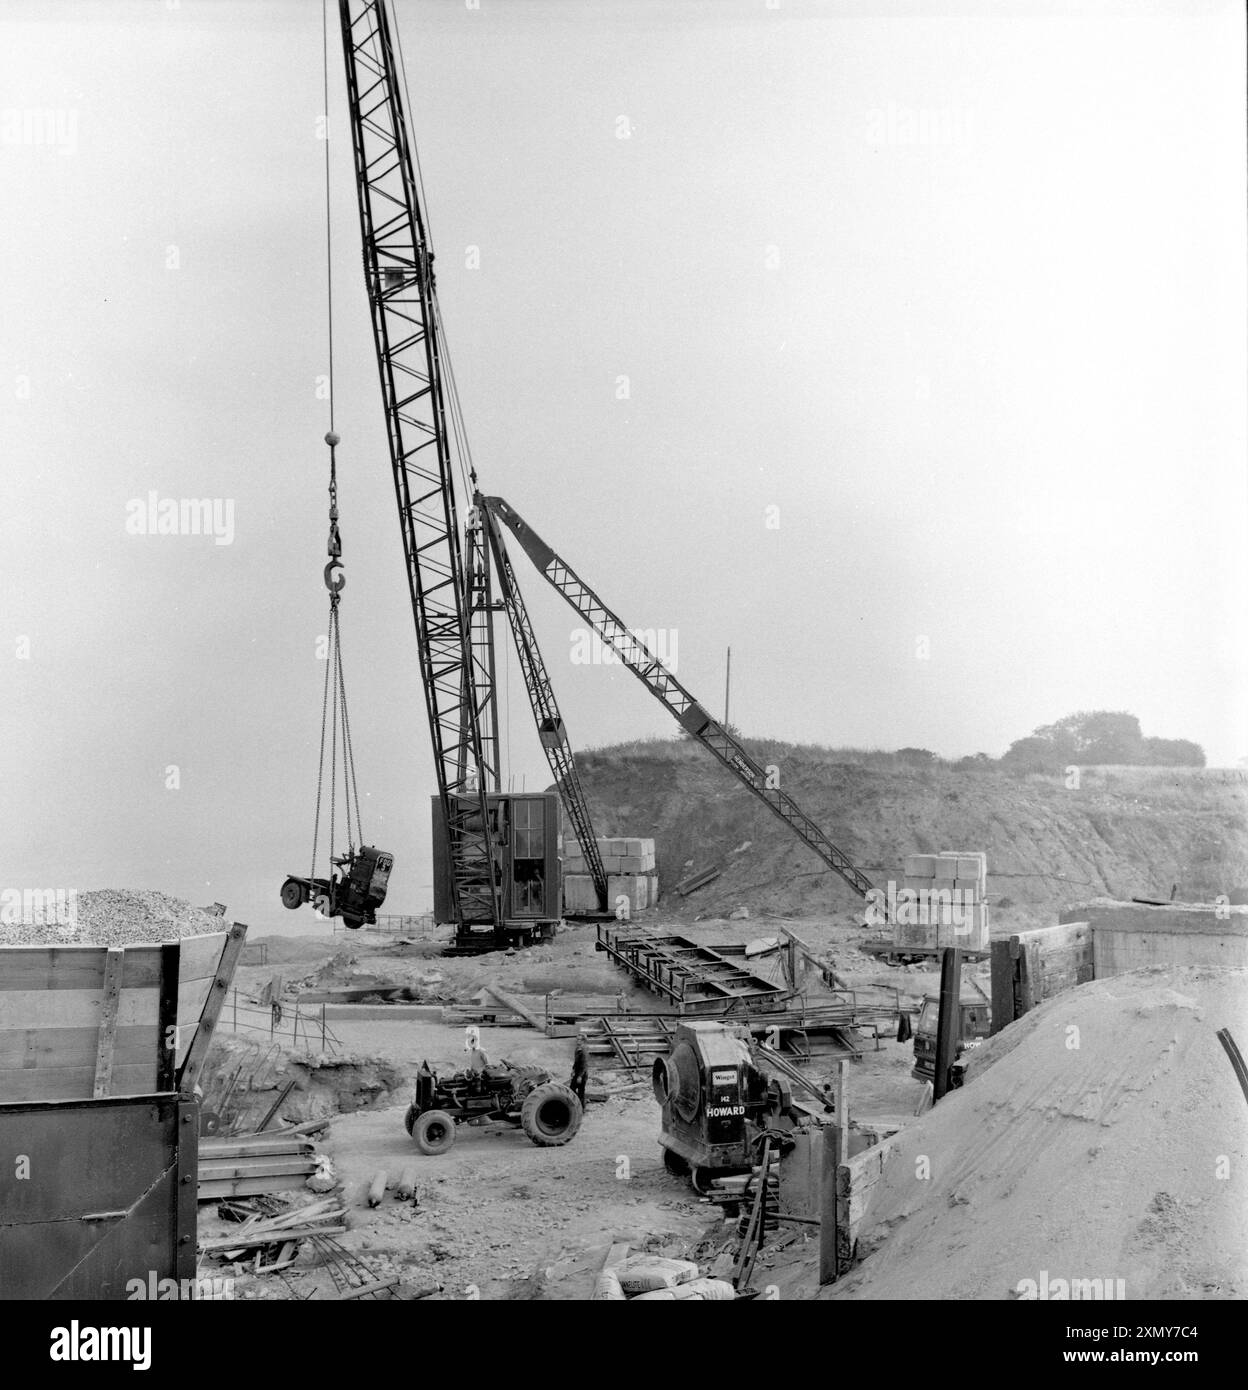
[411,1108,457,1156]
[520,1082,583,1147]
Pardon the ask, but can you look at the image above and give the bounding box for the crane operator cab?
[279,845,394,929]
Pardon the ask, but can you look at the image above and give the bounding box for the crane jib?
[481,494,877,907]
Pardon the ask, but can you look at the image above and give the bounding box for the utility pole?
[724,646,731,728]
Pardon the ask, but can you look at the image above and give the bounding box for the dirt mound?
[820,964,1248,1300]
[0,887,225,947]
[574,742,1248,928]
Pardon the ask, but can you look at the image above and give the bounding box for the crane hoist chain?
[311,429,364,878]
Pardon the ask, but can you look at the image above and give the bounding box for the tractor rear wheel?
[412,1109,457,1155]
[520,1083,583,1148]
[280,878,304,910]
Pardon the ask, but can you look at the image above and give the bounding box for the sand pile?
[825,964,1248,1300]
[0,888,225,947]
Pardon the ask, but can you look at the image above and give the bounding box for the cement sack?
[616,1255,698,1294]
[591,1268,627,1300]
[630,1278,736,1301]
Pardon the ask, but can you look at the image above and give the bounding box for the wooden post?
[819,1059,848,1284]
[91,948,125,1099]
[155,942,180,1092]
[835,1057,849,1160]
[933,947,962,1102]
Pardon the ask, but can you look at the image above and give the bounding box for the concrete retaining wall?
[1059,899,1248,975]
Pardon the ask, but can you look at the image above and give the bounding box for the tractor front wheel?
[520,1083,583,1148]
[280,878,304,910]
[411,1109,457,1156]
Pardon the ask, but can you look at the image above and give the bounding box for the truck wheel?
[662,1147,689,1177]
[520,1083,583,1147]
[690,1166,718,1195]
[343,915,363,931]
[280,878,304,910]
[412,1109,456,1155]
[403,1104,419,1136]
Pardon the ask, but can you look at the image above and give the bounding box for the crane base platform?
[443,920,559,956]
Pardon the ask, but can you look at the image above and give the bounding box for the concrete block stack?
[896,850,989,951]
[562,837,658,915]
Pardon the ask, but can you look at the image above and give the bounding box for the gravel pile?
[0,888,225,947]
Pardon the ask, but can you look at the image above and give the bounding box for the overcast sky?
[2,0,1244,926]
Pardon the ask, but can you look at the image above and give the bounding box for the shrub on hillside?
[1002,711,1205,771]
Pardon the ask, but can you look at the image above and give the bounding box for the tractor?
[280,845,393,929]
[403,1057,585,1155]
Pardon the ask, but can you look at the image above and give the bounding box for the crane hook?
[324,430,344,589]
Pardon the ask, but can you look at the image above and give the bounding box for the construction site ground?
[214,909,942,1299]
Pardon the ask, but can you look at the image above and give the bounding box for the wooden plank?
[176,933,228,984]
[0,945,163,992]
[199,1158,317,1181]
[175,976,214,1028]
[334,1277,399,1300]
[91,948,125,1099]
[990,938,1016,1035]
[819,1115,838,1285]
[0,1024,160,1071]
[197,1173,315,1200]
[0,988,161,1030]
[156,943,179,1092]
[178,924,246,1095]
[835,1132,900,1262]
[199,1222,346,1252]
[0,936,226,993]
[485,986,545,1032]
[198,1138,314,1161]
[0,1062,161,1102]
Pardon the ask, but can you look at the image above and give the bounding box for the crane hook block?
[324,559,345,594]
[325,431,341,448]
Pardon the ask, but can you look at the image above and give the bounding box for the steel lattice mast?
[338,0,500,930]
[459,506,502,795]
[479,495,609,909]
[482,496,878,904]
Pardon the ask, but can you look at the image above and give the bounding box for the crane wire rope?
[311,0,364,880]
